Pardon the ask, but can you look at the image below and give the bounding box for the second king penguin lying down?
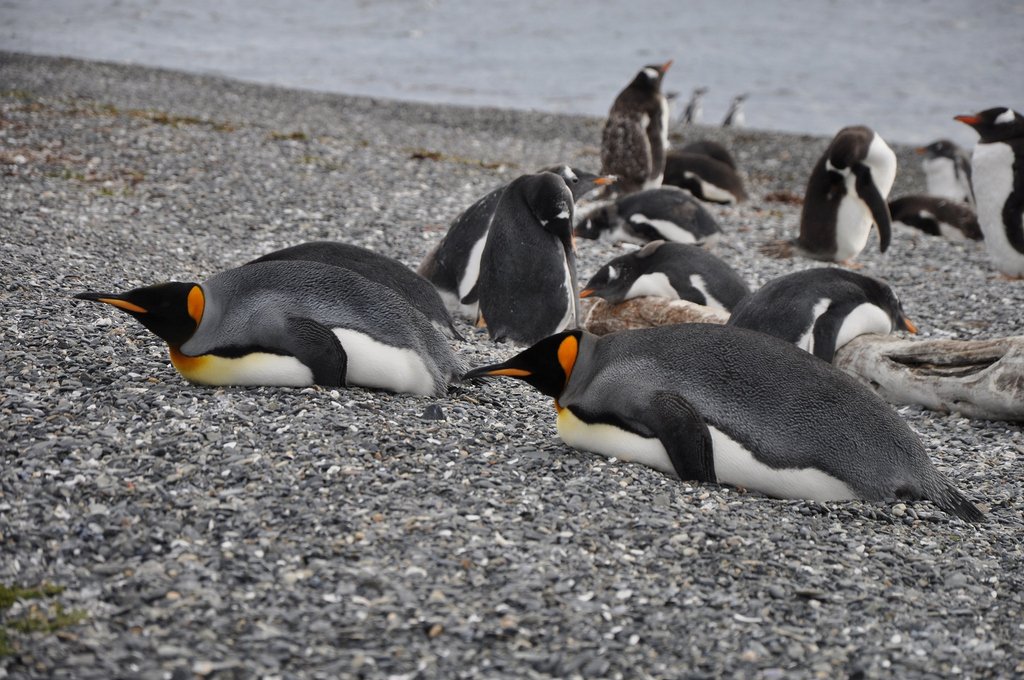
[465,323,982,522]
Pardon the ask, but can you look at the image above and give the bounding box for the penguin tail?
[927,477,985,523]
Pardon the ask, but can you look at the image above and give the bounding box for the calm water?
[3,0,1022,145]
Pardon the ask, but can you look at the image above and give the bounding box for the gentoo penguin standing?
[678,86,708,126]
[888,195,982,241]
[721,93,749,127]
[476,171,580,345]
[75,261,463,395]
[663,150,748,204]
[792,125,897,263]
[917,139,974,207]
[248,241,463,339]
[575,186,721,245]
[600,61,673,194]
[418,166,613,321]
[580,240,750,311]
[727,268,916,362]
[463,324,982,521]
[955,107,1024,277]
[681,140,738,170]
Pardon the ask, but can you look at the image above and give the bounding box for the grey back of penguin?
[185,261,464,393]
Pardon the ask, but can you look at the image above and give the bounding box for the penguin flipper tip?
[933,483,986,523]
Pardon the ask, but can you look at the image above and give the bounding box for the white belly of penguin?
[833,177,873,261]
[973,142,1024,275]
[332,329,436,396]
[457,235,488,304]
[684,171,737,204]
[626,272,678,300]
[173,352,315,387]
[795,298,832,354]
[833,302,893,350]
[553,256,577,333]
[556,409,857,500]
[626,213,699,244]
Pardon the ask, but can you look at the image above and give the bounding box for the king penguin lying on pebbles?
[75,261,463,396]
[249,240,462,339]
[464,325,983,522]
[601,61,673,194]
[955,107,1024,278]
[418,166,614,321]
[728,268,916,362]
[581,240,749,311]
[575,186,721,245]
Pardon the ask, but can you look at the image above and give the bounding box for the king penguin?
[727,268,916,362]
[581,240,750,311]
[955,107,1024,278]
[721,93,749,127]
[463,325,982,521]
[418,166,613,321]
[575,186,721,245]
[476,171,580,345]
[793,125,897,264]
[917,139,974,207]
[888,194,982,241]
[249,241,462,339]
[600,61,673,194]
[75,260,463,396]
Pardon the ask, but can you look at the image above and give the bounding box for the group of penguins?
[77,61,1024,524]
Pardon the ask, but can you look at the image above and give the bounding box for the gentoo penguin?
[678,86,708,126]
[600,61,673,194]
[418,166,613,321]
[888,195,982,241]
[580,240,750,311]
[681,140,738,170]
[463,324,982,521]
[917,139,974,207]
[476,171,579,345]
[727,268,916,362]
[248,241,463,339]
[75,261,463,396]
[721,93,749,127]
[955,107,1024,277]
[793,125,897,263]
[663,150,748,204]
[575,186,721,245]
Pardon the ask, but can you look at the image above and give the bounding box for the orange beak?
[954,114,980,125]
[594,175,617,186]
[660,60,674,73]
[579,289,594,299]
[902,316,918,334]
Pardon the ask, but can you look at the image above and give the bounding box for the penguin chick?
[955,107,1024,278]
[476,171,580,345]
[663,150,748,204]
[794,125,897,263]
[581,240,750,311]
[249,240,463,339]
[75,261,463,396]
[463,325,982,522]
[575,186,721,245]
[888,195,982,241]
[601,61,673,194]
[418,166,613,321]
[917,139,974,207]
[721,93,749,127]
[727,268,916,362]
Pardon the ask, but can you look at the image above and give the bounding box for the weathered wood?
[583,296,1024,421]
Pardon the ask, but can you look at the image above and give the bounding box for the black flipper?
[284,316,348,387]
[646,391,716,483]
[853,163,892,253]
[809,299,865,363]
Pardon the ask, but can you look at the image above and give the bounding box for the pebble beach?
[1,52,1023,678]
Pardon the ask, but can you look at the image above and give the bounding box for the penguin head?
[863,275,917,334]
[581,242,664,302]
[574,204,615,240]
[75,282,204,347]
[462,330,583,399]
[915,139,960,160]
[630,61,673,92]
[955,108,1024,143]
[537,165,617,202]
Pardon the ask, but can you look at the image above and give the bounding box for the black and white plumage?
[418,166,612,321]
[476,171,580,345]
[721,93,749,127]
[795,125,897,263]
[917,139,974,207]
[75,261,463,395]
[581,240,750,311]
[681,140,738,170]
[678,86,708,127]
[575,186,721,245]
[955,107,1024,277]
[600,61,673,194]
[464,325,982,522]
[888,195,982,241]
[663,150,748,204]
[248,240,462,339]
[727,268,916,363]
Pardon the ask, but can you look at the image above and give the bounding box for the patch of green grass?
[1,584,86,658]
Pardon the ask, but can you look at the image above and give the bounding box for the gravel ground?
[2,52,1023,679]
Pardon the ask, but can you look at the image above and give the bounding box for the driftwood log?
[584,297,1024,422]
